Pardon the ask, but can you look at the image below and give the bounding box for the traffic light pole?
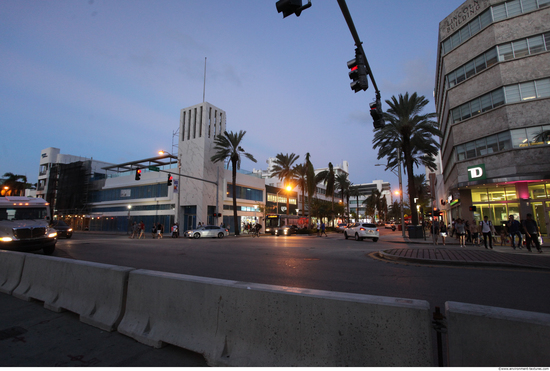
[337,0,381,101]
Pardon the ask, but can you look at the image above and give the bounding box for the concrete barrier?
[446,301,550,367]
[118,269,434,367]
[0,250,26,295]
[12,254,134,331]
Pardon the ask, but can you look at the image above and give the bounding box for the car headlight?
[1,237,13,242]
[68,228,73,232]
[48,232,58,238]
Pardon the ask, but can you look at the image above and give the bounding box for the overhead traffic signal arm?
[347,48,368,93]
[369,99,385,129]
[276,0,312,18]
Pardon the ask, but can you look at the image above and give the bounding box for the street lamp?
[276,185,292,215]
[127,205,132,235]
[158,150,181,226]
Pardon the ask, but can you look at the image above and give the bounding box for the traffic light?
[347,48,368,93]
[167,174,173,186]
[369,99,385,129]
[276,0,311,18]
[135,169,141,181]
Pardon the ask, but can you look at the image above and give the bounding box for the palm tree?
[316,162,336,225]
[293,163,307,217]
[2,173,28,196]
[335,173,350,222]
[388,200,401,221]
[372,92,441,225]
[349,185,361,222]
[270,153,300,215]
[305,153,318,227]
[363,188,382,222]
[211,130,257,236]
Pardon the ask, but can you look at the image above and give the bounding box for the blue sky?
[0,0,465,191]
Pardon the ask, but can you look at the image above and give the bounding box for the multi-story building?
[253,158,349,218]
[348,180,392,222]
[435,0,550,235]
[36,147,115,223]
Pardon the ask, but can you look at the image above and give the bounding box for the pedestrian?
[451,218,456,237]
[522,213,542,253]
[152,223,157,239]
[455,218,466,247]
[171,223,178,238]
[139,221,145,239]
[470,220,479,246]
[130,222,138,238]
[507,215,523,250]
[432,219,440,245]
[157,223,163,239]
[479,215,495,250]
[465,220,471,244]
[439,222,447,246]
[320,221,327,237]
[316,221,320,237]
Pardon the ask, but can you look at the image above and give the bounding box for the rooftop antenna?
[203,57,207,103]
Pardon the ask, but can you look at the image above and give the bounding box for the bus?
[264,214,309,235]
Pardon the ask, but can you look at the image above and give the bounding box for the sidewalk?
[378,231,550,271]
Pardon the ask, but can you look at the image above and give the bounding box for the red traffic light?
[135,169,142,180]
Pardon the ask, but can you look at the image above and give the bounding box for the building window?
[182,111,186,141]
[455,132,513,161]
[452,78,550,125]
[442,0,550,56]
[511,125,550,147]
[227,184,263,202]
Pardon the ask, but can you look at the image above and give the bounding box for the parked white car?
[185,225,229,239]
[344,222,379,242]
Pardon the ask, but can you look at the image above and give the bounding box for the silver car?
[185,225,229,239]
[344,222,380,242]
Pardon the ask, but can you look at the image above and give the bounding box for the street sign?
[148,166,160,172]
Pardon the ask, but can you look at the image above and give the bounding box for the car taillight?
[376,229,379,232]
[360,228,365,231]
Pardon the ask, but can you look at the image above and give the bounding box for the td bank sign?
[467,164,486,181]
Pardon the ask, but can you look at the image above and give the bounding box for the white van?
[0,196,57,254]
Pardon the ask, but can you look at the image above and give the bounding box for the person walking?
[157,223,163,239]
[152,223,157,239]
[507,215,523,250]
[320,221,327,237]
[450,218,456,238]
[522,213,542,253]
[455,218,466,247]
[470,220,479,247]
[139,221,145,239]
[480,215,495,250]
[439,222,447,246]
[432,219,440,245]
[316,221,320,237]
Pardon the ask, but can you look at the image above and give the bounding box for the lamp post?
[127,205,132,235]
[159,150,181,226]
[375,148,405,237]
[276,185,292,215]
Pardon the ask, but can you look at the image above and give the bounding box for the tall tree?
[270,153,300,215]
[2,173,28,196]
[293,163,307,217]
[363,188,382,221]
[349,185,361,222]
[335,173,350,222]
[372,92,441,225]
[315,162,336,225]
[305,153,317,227]
[211,130,257,235]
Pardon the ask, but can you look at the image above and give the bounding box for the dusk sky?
[1,0,465,191]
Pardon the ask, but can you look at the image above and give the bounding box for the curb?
[377,249,550,271]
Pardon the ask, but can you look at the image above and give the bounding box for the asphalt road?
[52,229,550,315]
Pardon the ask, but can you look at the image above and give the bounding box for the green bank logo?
[467,164,486,181]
